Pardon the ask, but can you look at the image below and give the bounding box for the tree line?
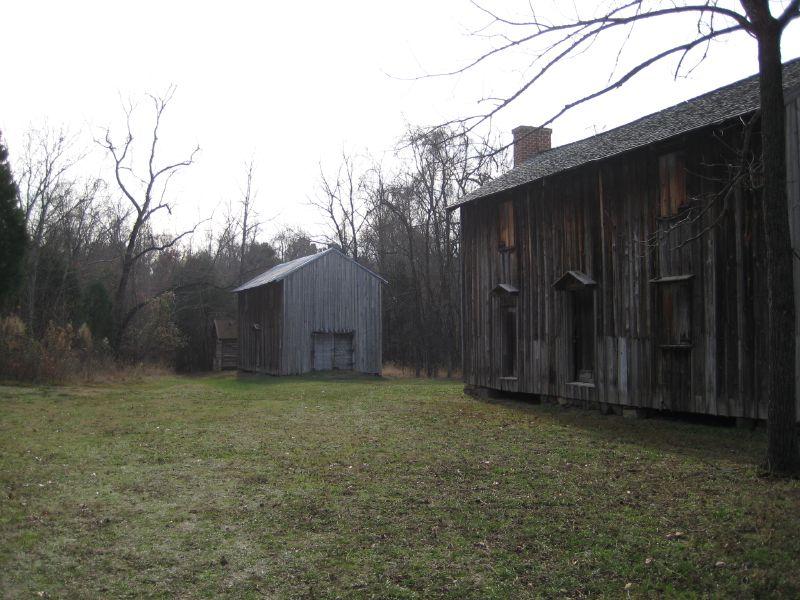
[314,127,506,375]
[0,93,506,378]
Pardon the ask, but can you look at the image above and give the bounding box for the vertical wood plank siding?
[281,252,382,375]
[462,120,799,420]
[236,251,383,375]
[214,339,239,370]
[237,281,283,374]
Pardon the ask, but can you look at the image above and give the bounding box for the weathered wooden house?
[451,59,800,421]
[233,248,385,375]
[212,318,239,371]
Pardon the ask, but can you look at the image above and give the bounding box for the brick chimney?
[512,126,552,167]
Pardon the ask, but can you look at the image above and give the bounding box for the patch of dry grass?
[382,362,462,379]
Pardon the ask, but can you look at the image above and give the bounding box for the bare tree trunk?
[112,221,141,350]
[749,14,800,474]
[430,0,798,471]
[101,89,200,353]
[239,161,256,284]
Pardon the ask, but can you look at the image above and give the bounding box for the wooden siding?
[461,119,799,420]
[237,281,283,374]
[281,252,382,375]
[213,338,239,371]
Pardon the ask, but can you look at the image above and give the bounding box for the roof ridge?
[232,246,387,292]
[451,56,800,209]
[232,249,332,292]
[518,67,762,166]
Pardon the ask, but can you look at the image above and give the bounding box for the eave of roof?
[449,57,800,210]
[232,247,388,293]
[213,318,238,339]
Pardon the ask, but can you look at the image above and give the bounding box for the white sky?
[2,0,799,243]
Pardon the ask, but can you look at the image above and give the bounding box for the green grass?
[1,373,799,598]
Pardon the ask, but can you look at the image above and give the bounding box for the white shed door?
[312,332,334,371]
[333,333,354,370]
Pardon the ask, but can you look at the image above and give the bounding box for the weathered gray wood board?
[460,113,800,420]
[312,332,334,371]
[236,249,383,375]
[214,339,239,371]
[333,333,355,370]
[238,282,283,374]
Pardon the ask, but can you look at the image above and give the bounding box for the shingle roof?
[232,247,387,293]
[450,57,800,209]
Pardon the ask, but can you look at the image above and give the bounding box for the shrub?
[0,315,41,381]
[38,322,79,382]
[0,317,118,383]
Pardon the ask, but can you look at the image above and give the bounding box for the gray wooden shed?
[233,248,385,375]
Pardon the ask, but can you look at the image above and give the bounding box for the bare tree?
[313,152,371,260]
[238,160,260,283]
[17,127,77,330]
[342,126,507,377]
[15,126,101,333]
[272,226,318,262]
[98,86,201,352]
[431,0,799,474]
[387,126,506,375]
[410,126,506,375]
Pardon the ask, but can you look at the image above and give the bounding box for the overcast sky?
[2,0,799,243]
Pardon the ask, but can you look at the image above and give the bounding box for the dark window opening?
[655,281,692,347]
[498,200,517,285]
[499,251,515,286]
[501,305,517,378]
[652,279,692,403]
[498,200,515,250]
[572,290,595,383]
[658,152,687,217]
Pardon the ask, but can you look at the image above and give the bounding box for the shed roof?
[232,247,387,293]
[213,318,238,340]
[450,57,800,210]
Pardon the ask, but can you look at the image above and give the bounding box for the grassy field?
[1,373,799,598]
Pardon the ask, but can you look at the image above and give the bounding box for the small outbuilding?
[212,318,239,371]
[233,248,385,375]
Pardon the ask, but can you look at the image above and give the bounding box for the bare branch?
[132,223,205,263]
[778,0,800,27]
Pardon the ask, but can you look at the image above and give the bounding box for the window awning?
[648,274,694,284]
[492,283,519,295]
[552,270,597,291]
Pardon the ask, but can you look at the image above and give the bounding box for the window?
[572,290,595,383]
[499,200,515,249]
[650,276,693,403]
[498,200,516,285]
[658,152,687,216]
[501,305,517,378]
[552,270,597,384]
[651,276,693,347]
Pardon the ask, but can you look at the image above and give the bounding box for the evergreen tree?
[0,132,26,307]
[82,282,114,342]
